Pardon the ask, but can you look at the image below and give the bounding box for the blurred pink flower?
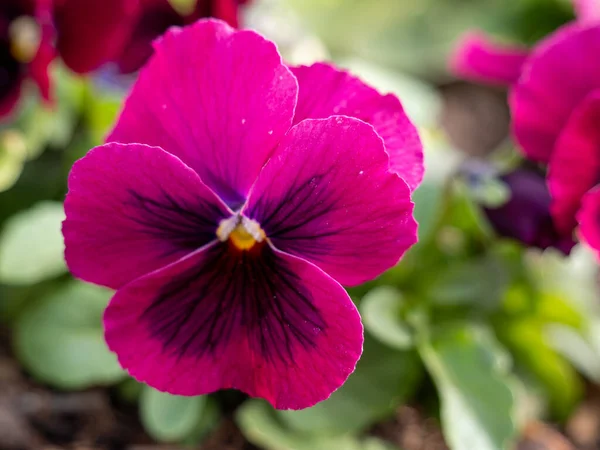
[63,20,422,409]
[0,0,53,117]
[54,0,250,74]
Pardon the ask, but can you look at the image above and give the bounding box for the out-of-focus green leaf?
[140,387,206,443]
[360,287,412,349]
[277,337,422,435]
[183,398,221,445]
[85,87,124,146]
[546,324,600,383]
[21,64,86,156]
[419,324,518,450]
[14,281,124,388]
[0,130,28,192]
[428,254,509,307]
[237,399,397,450]
[412,182,445,241]
[0,201,66,284]
[497,318,582,420]
[536,292,583,329]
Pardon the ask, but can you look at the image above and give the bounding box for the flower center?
[217,215,266,251]
[9,16,41,64]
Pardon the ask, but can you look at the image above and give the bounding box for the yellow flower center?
[217,216,266,251]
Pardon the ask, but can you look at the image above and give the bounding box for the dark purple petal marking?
[141,242,326,364]
[63,142,232,289]
[244,117,417,286]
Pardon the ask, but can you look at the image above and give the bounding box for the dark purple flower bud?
[463,162,576,254]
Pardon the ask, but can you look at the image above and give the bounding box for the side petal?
[291,63,423,191]
[510,22,600,163]
[104,242,363,410]
[54,0,141,74]
[244,117,417,286]
[572,0,600,22]
[549,90,600,234]
[578,187,600,256]
[63,142,232,290]
[449,31,530,86]
[109,19,298,209]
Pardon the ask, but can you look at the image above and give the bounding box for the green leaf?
[84,87,124,146]
[412,182,445,241]
[496,318,582,421]
[140,387,206,443]
[14,281,125,388]
[428,254,509,308]
[360,286,412,349]
[419,324,518,450]
[277,337,422,435]
[546,324,600,383]
[237,399,396,450]
[0,202,66,284]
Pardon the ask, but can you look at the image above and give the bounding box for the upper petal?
[244,116,417,286]
[449,31,530,86]
[109,19,298,209]
[63,142,232,290]
[104,241,363,410]
[510,22,600,163]
[290,63,423,191]
[54,0,141,74]
[548,90,600,234]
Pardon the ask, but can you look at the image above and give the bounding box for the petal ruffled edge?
[104,241,363,410]
[291,62,423,190]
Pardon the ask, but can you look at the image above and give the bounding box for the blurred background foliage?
[0,0,597,449]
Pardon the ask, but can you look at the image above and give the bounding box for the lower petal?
[548,90,600,234]
[104,242,363,410]
[449,31,529,86]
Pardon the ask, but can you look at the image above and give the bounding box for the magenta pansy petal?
[573,0,600,22]
[290,63,423,191]
[104,241,363,410]
[510,22,600,163]
[578,188,600,256]
[109,19,298,208]
[244,117,417,286]
[63,142,232,290]
[449,31,530,86]
[548,90,600,234]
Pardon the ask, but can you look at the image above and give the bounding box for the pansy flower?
[54,0,250,75]
[449,0,597,86]
[510,22,600,255]
[62,20,422,409]
[0,0,53,117]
